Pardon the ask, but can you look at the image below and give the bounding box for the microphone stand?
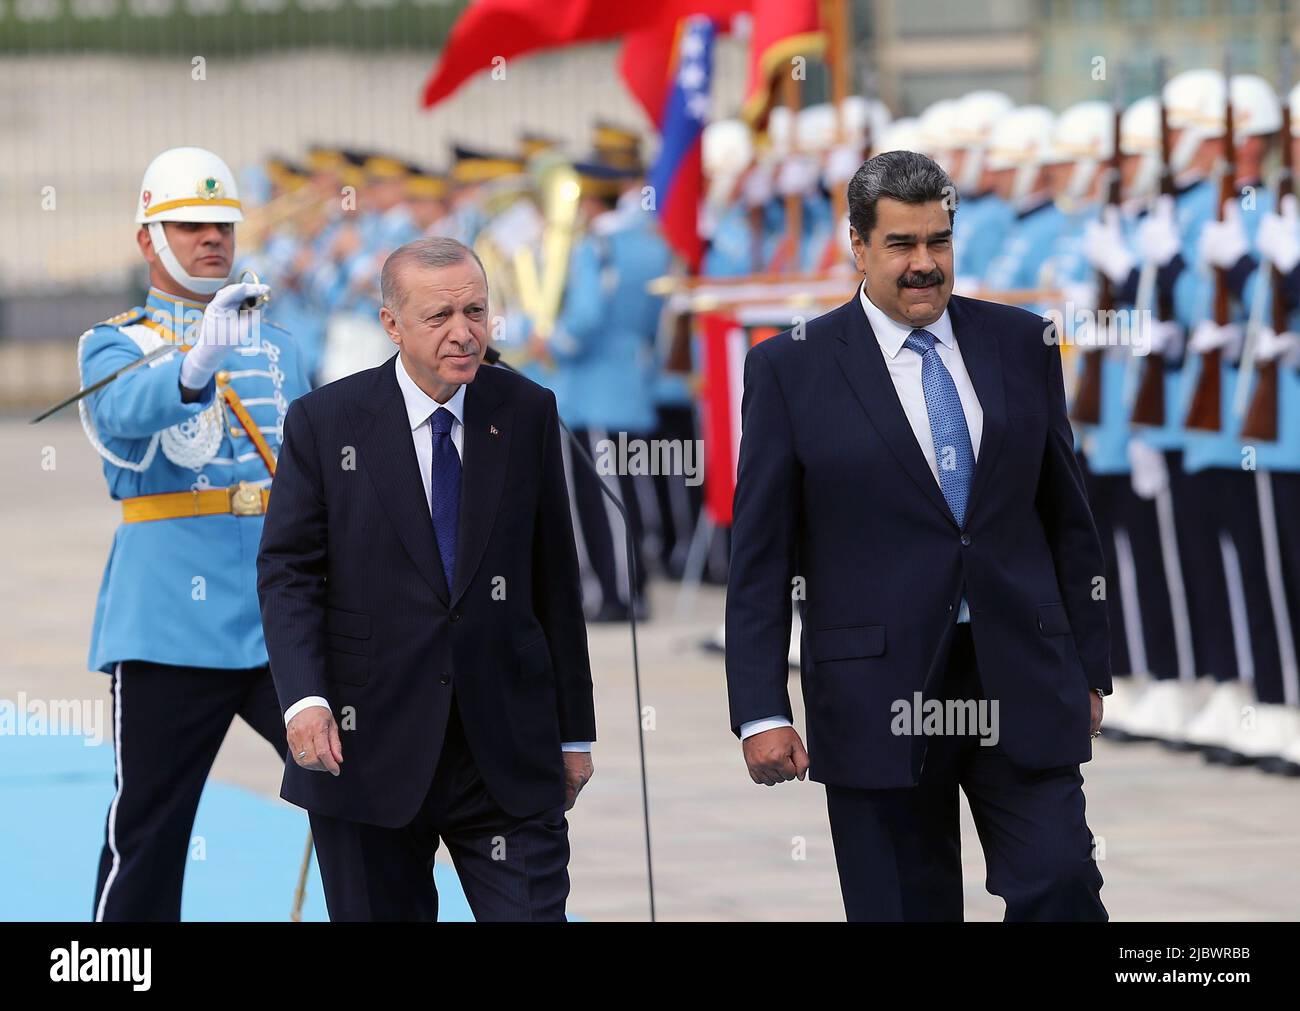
[484,347,656,922]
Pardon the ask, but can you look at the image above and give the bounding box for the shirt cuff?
[284,696,331,726]
[561,742,593,753]
[739,717,793,740]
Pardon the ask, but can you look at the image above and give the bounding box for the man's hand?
[743,726,810,786]
[1090,690,1104,738]
[563,752,593,811]
[287,705,343,776]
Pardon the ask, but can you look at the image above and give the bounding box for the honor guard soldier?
[949,91,1016,286]
[82,147,310,921]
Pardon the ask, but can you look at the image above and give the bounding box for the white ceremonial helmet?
[986,105,1059,203]
[1165,69,1282,172]
[917,98,962,165]
[1052,100,1116,201]
[873,117,925,155]
[1163,68,1225,173]
[135,146,243,295]
[950,89,1014,192]
[703,119,754,208]
[1119,95,1163,199]
[840,95,892,151]
[1229,73,1283,139]
[824,97,892,186]
[796,102,840,154]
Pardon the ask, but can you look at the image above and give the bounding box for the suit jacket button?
[440,673,451,685]
[449,612,460,622]
[960,534,971,546]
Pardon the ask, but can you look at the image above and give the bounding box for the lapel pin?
[489,424,500,436]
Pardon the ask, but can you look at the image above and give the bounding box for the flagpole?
[781,68,803,273]
[824,0,851,229]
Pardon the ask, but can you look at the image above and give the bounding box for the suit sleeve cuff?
[284,696,331,726]
[561,741,592,752]
[739,716,793,740]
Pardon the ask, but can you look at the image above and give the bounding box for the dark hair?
[846,150,958,242]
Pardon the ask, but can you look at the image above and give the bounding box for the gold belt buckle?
[229,481,264,516]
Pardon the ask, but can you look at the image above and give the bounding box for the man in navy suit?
[726,151,1110,921]
[257,237,596,921]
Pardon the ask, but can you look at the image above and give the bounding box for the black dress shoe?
[590,601,631,623]
[1203,746,1254,766]
[1258,755,1300,776]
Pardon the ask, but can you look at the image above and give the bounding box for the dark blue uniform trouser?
[825,626,1108,922]
[306,696,571,922]
[92,660,285,921]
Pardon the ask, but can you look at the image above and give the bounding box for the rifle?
[1184,53,1238,432]
[1240,43,1293,442]
[1071,66,1125,426]
[1131,57,1178,426]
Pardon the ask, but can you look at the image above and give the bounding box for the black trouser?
[647,404,703,578]
[1255,470,1300,706]
[569,427,648,611]
[825,626,1107,922]
[308,697,570,922]
[92,660,285,922]
[1175,467,1282,687]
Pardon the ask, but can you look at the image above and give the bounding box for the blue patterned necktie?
[428,407,460,589]
[902,328,975,526]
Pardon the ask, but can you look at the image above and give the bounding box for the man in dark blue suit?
[726,151,1110,921]
[257,237,596,921]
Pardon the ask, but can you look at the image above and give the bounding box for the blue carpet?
[0,733,473,921]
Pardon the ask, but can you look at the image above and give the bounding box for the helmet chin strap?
[148,222,229,296]
[1168,127,1206,177]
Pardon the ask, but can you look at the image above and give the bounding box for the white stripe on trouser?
[1113,526,1149,675]
[94,663,125,922]
[589,426,631,606]
[1255,470,1300,705]
[558,431,601,608]
[1155,487,1197,681]
[1219,534,1255,686]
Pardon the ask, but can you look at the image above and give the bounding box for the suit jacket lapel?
[450,376,512,606]
[833,295,957,528]
[352,357,451,604]
[948,295,1006,520]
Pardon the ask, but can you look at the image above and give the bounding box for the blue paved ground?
[0,733,473,921]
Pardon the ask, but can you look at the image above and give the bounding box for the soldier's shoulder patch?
[98,307,147,328]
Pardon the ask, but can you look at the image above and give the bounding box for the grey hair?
[380,236,488,313]
[846,150,958,242]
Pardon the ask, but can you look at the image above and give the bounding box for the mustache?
[898,268,945,288]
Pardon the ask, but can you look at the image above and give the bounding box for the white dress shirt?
[286,354,591,753]
[738,285,984,741]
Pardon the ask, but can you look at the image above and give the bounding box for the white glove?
[179,282,268,390]
[776,155,819,197]
[742,162,775,208]
[1257,193,1300,274]
[1188,320,1244,360]
[1060,280,1097,314]
[1129,440,1170,500]
[1144,319,1184,358]
[1197,200,1249,269]
[1083,206,1135,284]
[1136,194,1181,267]
[825,145,861,187]
[1254,327,1300,368]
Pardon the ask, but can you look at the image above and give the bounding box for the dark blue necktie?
[428,407,460,589]
[903,328,975,526]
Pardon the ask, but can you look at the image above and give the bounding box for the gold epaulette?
[98,308,147,328]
